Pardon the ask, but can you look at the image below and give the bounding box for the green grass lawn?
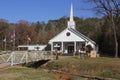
[0,56,120,80]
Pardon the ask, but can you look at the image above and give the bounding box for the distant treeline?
[0,16,120,57]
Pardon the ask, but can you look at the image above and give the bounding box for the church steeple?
[70,4,73,21]
[67,4,76,29]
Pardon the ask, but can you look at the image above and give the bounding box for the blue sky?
[0,0,96,23]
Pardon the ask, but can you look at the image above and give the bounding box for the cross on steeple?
[67,4,76,29]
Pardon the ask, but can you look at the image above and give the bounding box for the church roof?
[49,28,96,45]
[68,28,96,44]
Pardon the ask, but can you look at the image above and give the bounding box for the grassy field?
[0,56,120,80]
[45,56,120,79]
[0,65,56,80]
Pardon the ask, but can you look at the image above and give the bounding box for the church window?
[66,32,70,36]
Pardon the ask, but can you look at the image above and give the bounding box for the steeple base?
[68,21,75,29]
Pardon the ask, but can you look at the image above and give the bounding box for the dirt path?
[0,64,10,72]
[52,73,74,80]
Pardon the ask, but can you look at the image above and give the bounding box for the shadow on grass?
[22,59,50,69]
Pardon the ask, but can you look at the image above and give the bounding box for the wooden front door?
[68,46,74,54]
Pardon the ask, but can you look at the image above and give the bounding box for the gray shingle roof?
[68,28,96,44]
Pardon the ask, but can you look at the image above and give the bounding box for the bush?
[86,45,93,53]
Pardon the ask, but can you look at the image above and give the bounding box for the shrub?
[86,45,93,53]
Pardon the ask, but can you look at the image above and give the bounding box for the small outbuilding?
[18,45,47,51]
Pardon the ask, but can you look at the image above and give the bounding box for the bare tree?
[87,0,120,57]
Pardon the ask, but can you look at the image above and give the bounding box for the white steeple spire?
[67,4,76,29]
[70,4,73,21]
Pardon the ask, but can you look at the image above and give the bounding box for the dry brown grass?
[46,56,120,79]
[0,56,120,80]
[0,65,55,80]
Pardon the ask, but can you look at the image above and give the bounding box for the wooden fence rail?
[0,51,53,66]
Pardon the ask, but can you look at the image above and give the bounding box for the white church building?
[48,5,96,54]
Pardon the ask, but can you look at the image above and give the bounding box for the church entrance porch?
[52,42,85,55]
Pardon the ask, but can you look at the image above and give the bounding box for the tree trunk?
[111,15,118,58]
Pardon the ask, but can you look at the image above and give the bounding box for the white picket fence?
[0,51,53,66]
